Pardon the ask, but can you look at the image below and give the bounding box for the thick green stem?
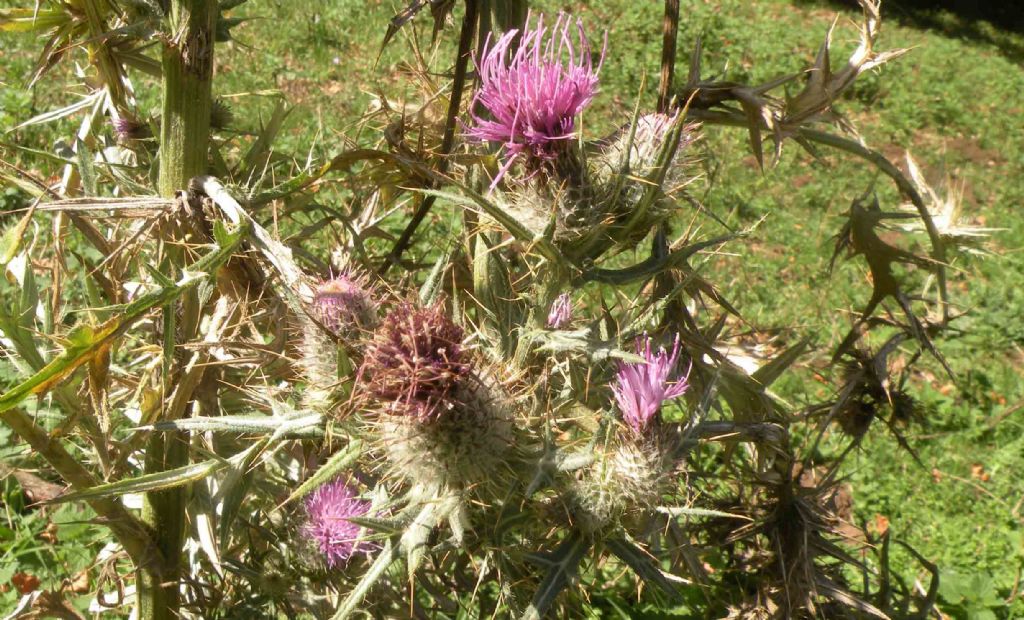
[143,1,216,618]
[158,0,216,198]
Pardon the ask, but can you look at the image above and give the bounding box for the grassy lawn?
[2,0,1022,616]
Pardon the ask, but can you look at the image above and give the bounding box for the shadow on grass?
[794,0,1024,64]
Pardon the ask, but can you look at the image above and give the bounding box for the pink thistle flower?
[547,293,573,329]
[302,478,373,568]
[467,12,605,186]
[612,334,690,434]
[111,116,150,142]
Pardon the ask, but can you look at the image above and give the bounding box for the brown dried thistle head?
[360,300,469,421]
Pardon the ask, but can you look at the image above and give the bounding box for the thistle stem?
[658,0,680,112]
[380,0,479,274]
[157,0,215,198]
[142,1,217,618]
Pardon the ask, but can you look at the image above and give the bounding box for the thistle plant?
[0,0,979,618]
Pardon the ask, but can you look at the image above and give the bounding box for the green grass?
[2,0,1023,616]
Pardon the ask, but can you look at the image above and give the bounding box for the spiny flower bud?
[361,302,468,421]
[299,269,377,413]
[302,478,374,569]
[589,113,700,247]
[378,371,515,496]
[592,113,698,192]
[571,440,674,534]
[312,270,378,338]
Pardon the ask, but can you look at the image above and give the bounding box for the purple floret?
[612,334,690,434]
[547,293,573,329]
[467,12,605,186]
[302,478,373,568]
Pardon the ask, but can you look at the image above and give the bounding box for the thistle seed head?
[361,301,468,421]
[378,371,515,496]
[210,98,234,130]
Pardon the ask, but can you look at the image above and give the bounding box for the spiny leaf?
[47,458,228,504]
[751,336,810,387]
[239,98,290,176]
[0,8,68,33]
[76,137,97,197]
[656,505,752,521]
[344,516,405,536]
[605,537,684,601]
[0,221,248,414]
[474,233,520,355]
[402,497,457,578]
[216,437,271,548]
[420,241,455,306]
[0,204,37,269]
[10,91,103,131]
[147,412,324,436]
[281,440,363,506]
[522,530,590,620]
[417,187,566,264]
[332,539,401,619]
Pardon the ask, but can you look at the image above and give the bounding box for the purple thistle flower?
[467,12,605,187]
[302,478,373,568]
[111,116,150,142]
[547,293,573,329]
[612,334,690,434]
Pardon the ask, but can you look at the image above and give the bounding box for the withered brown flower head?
[361,301,468,421]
